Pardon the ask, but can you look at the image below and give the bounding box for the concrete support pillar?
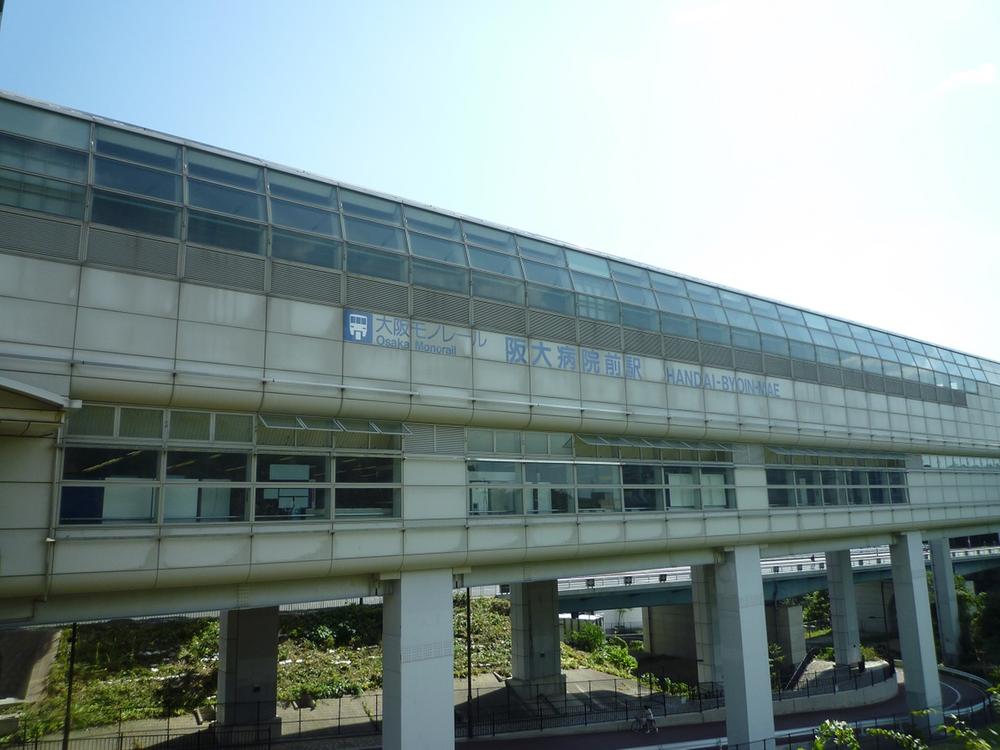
[929,538,961,665]
[508,580,566,697]
[827,549,861,667]
[766,603,806,668]
[716,546,775,749]
[692,564,723,684]
[382,569,455,750]
[216,607,280,731]
[890,533,943,715]
[642,603,694,657]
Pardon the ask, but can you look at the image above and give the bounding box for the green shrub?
[564,622,605,652]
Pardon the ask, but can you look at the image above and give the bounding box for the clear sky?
[1,0,997,362]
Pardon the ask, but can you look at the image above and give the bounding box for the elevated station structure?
[1,91,999,749]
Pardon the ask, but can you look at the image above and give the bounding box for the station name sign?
[343,308,784,398]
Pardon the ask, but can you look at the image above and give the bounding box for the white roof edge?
[0,375,80,410]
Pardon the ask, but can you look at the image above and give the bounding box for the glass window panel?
[616,283,656,307]
[336,456,400,483]
[622,464,660,484]
[862,356,883,374]
[340,189,401,223]
[166,451,249,480]
[60,486,157,524]
[0,133,87,181]
[469,246,522,277]
[576,294,619,323]
[524,433,548,454]
[463,221,516,253]
[650,273,686,295]
[697,320,730,345]
[95,126,180,171]
[336,487,399,517]
[0,99,90,148]
[189,179,265,220]
[271,198,338,236]
[517,236,565,265]
[576,463,619,484]
[95,157,180,202]
[257,454,327,482]
[526,486,573,513]
[661,313,697,338]
[404,205,461,239]
[685,281,719,303]
[344,216,406,251]
[816,346,840,365]
[876,345,898,361]
[527,284,574,315]
[271,229,341,268]
[840,352,862,370]
[700,467,732,508]
[188,210,264,254]
[888,334,909,350]
[565,249,608,275]
[409,232,467,265]
[495,431,520,452]
[469,487,522,514]
[467,460,521,484]
[188,150,262,191]
[412,258,469,292]
[834,335,859,353]
[731,328,761,350]
[268,171,336,207]
[609,261,649,286]
[789,340,815,360]
[849,324,873,341]
[761,335,789,356]
[655,292,693,315]
[624,487,662,512]
[346,244,408,281]
[718,290,751,311]
[63,447,159,480]
[522,260,572,288]
[665,466,698,508]
[471,271,524,303]
[572,271,617,299]
[754,316,785,336]
[870,330,892,347]
[467,429,493,452]
[777,306,805,325]
[622,304,658,331]
[810,330,836,348]
[883,361,902,378]
[255,487,329,519]
[748,298,779,318]
[801,312,829,330]
[691,302,728,323]
[783,323,812,342]
[164,486,248,522]
[725,309,757,329]
[92,190,180,238]
[856,340,879,357]
[524,462,572,483]
[0,167,84,218]
[825,319,851,336]
[577,487,622,512]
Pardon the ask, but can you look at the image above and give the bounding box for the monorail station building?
[1,91,999,749]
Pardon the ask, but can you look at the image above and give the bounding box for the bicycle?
[630,715,658,734]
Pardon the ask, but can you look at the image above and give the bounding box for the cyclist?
[643,704,658,734]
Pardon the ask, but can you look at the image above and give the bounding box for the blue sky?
[2,0,998,361]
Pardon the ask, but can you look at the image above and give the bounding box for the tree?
[803,590,831,632]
